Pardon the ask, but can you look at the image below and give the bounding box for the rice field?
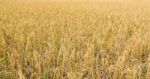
[0,0,150,79]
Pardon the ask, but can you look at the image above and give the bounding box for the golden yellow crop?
[0,0,150,79]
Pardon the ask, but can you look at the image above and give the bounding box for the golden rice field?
[0,0,150,79]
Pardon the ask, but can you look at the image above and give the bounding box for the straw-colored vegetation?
[0,0,150,79]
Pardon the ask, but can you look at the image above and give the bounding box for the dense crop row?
[0,0,150,79]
